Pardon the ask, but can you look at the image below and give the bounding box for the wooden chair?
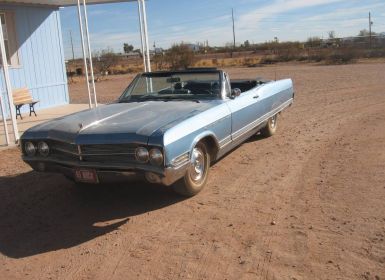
[12,87,39,120]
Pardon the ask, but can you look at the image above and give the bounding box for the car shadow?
[0,171,185,259]
[245,132,266,143]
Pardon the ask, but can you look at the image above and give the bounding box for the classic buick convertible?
[20,68,294,196]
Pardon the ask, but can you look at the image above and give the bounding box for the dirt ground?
[1,61,385,280]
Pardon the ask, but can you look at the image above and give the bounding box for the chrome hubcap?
[271,115,277,128]
[190,148,205,182]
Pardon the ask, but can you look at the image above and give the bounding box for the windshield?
[119,72,222,102]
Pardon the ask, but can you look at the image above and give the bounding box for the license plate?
[74,169,99,184]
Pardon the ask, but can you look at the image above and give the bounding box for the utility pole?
[69,30,75,61]
[232,8,236,49]
[369,12,373,48]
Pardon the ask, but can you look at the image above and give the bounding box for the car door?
[224,73,265,142]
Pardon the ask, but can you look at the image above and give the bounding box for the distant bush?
[296,55,308,62]
[242,57,260,67]
[153,54,166,70]
[325,50,357,64]
[308,53,328,62]
[110,64,126,74]
[165,44,196,70]
[93,48,120,75]
[259,56,278,64]
[364,49,385,58]
[276,54,298,62]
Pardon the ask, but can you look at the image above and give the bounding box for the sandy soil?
[1,62,385,280]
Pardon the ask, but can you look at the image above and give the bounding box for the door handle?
[253,95,259,99]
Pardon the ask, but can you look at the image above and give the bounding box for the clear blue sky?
[60,0,385,59]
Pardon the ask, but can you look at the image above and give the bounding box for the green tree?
[358,29,370,37]
[123,43,134,53]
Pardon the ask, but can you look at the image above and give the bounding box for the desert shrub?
[93,48,120,75]
[193,59,215,68]
[259,56,278,64]
[153,54,166,70]
[109,64,127,74]
[305,49,329,62]
[364,49,385,58]
[308,53,327,62]
[276,54,298,62]
[242,57,260,67]
[325,50,357,64]
[165,44,196,70]
[233,59,242,66]
[296,55,308,61]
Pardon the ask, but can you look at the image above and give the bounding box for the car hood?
[23,101,217,144]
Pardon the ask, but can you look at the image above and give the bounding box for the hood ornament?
[78,123,83,129]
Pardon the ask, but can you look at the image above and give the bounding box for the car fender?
[189,130,220,160]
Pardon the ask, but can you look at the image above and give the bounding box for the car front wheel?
[173,142,210,196]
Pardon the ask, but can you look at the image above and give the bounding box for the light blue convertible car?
[21,68,294,196]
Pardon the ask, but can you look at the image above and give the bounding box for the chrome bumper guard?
[24,157,190,186]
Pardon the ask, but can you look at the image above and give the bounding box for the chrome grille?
[50,140,78,155]
[81,144,137,164]
[48,141,139,164]
[81,144,136,156]
[49,140,79,161]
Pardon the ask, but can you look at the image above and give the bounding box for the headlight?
[135,147,149,163]
[38,141,50,157]
[149,148,163,166]
[24,141,36,156]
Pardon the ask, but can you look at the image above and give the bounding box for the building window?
[0,11,19,66]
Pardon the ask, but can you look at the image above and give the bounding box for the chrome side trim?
[171,152,190,168]
[222,98,293,149]
[218,135,232,148]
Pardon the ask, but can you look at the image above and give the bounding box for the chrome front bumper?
[24,157,190,186]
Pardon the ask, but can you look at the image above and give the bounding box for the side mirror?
[230,88,241,99]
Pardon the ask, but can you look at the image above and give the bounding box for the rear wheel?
[260,114,278,137]
[173,142,210,197]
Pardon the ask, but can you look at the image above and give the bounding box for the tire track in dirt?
[264,95,385,279]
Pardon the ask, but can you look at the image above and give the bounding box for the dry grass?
[194,56,262,68]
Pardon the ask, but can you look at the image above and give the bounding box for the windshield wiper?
[150,96,200,103]
[119,96,157,103]
[119,95,200,103]
[167,98,200,103]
